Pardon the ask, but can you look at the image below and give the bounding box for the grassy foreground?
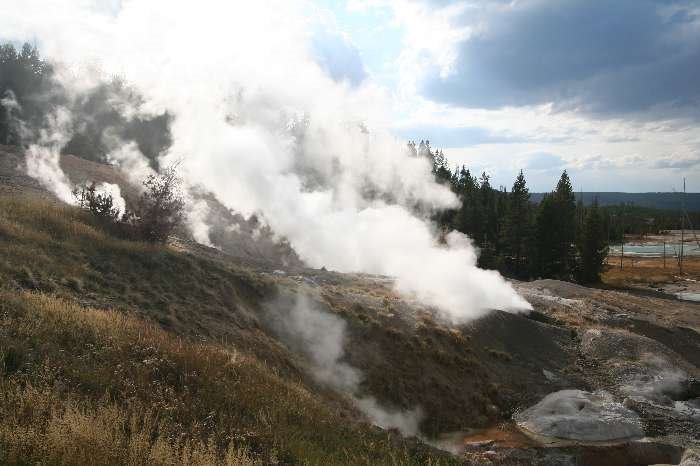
[0,194,458,465]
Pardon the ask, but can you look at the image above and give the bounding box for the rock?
[464,439,495,449]
[681,448,700,466]
[515,390,644,443]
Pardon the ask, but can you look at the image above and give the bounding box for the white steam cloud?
[94,182,127,217]
[267,293,422,436]
[1,0,531,321]
[1,90,25,143]
[25,107,75,204]
[1,90,74,202]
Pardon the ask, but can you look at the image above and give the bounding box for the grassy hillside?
[0,193,461,465]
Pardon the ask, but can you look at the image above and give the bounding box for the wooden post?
[663,241,666,269]
[620,241,624,271]
[680,178,685,275]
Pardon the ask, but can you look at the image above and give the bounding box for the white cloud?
[352,0,700,192]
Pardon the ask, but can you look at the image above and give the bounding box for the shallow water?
[609,243,700,257]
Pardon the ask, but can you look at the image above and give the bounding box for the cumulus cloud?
[653,154,700,169]
[396,124,522,147]
[524,152,566,170]
[311,28,368,87]
[573,154,644,170]
[398,0,700,119]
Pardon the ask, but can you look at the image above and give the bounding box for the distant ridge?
[529,192,700,212]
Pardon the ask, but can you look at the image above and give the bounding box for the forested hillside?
[1,42,170,166]
[411,140,608,282]
[410,139,700,282]
[531,192,700,212]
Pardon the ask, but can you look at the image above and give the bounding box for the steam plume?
[25,107,74,203]
[266,292,422,436]
[1,0,531,321]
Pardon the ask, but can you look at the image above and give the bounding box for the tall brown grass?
[0,290,455,465]
[0,193,461,465]
[0,384,259,466]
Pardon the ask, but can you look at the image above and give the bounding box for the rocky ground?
[455,279,700,465]
[2,145,698,465]
[247,265,700,465]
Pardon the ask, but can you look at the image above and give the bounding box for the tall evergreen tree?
[504,170,533,277]
[453,167,481,240]
[554,170,577,274]
[432,149,452,184]
[536,170,577,278]
[535,193,558,277]
[577,199,609,283]
[477,172,498,266]
[0,42,53,145]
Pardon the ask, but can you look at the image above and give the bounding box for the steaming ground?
[1,151,699,464]
[264,291,423,436]
[1,0,530,323]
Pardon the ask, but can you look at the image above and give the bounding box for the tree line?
[0,42,170,166]
[601,203,700,241]
[409,140,609,283]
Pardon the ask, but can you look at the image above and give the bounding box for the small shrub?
[132,165,185,243]
[73,183,121,224]
[76,166,185,243]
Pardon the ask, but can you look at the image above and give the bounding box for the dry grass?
[0,385,260,466]
[602,255,700,286]
[0,193,460,465]
[0,290,457,465]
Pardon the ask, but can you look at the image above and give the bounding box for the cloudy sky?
[316,0,700,192]
[4,0,700,192]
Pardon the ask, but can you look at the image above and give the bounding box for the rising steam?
[25,107,74,204]
[1,0,531,321]
[266,292,422,436]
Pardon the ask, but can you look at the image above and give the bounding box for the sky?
[314,0,700,192]
[3,0,700,192]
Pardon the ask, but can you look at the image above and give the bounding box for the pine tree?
[577,199,609,283]
[536,170,577,278]
[536,193,557,277]
[432,149,452,184]
[504,170,533,277]
[453,168,480,239]
[554,170,577,275]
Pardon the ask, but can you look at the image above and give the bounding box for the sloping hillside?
[0,145,303,271]
[0,189,464,465]
[1,148,699,465]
